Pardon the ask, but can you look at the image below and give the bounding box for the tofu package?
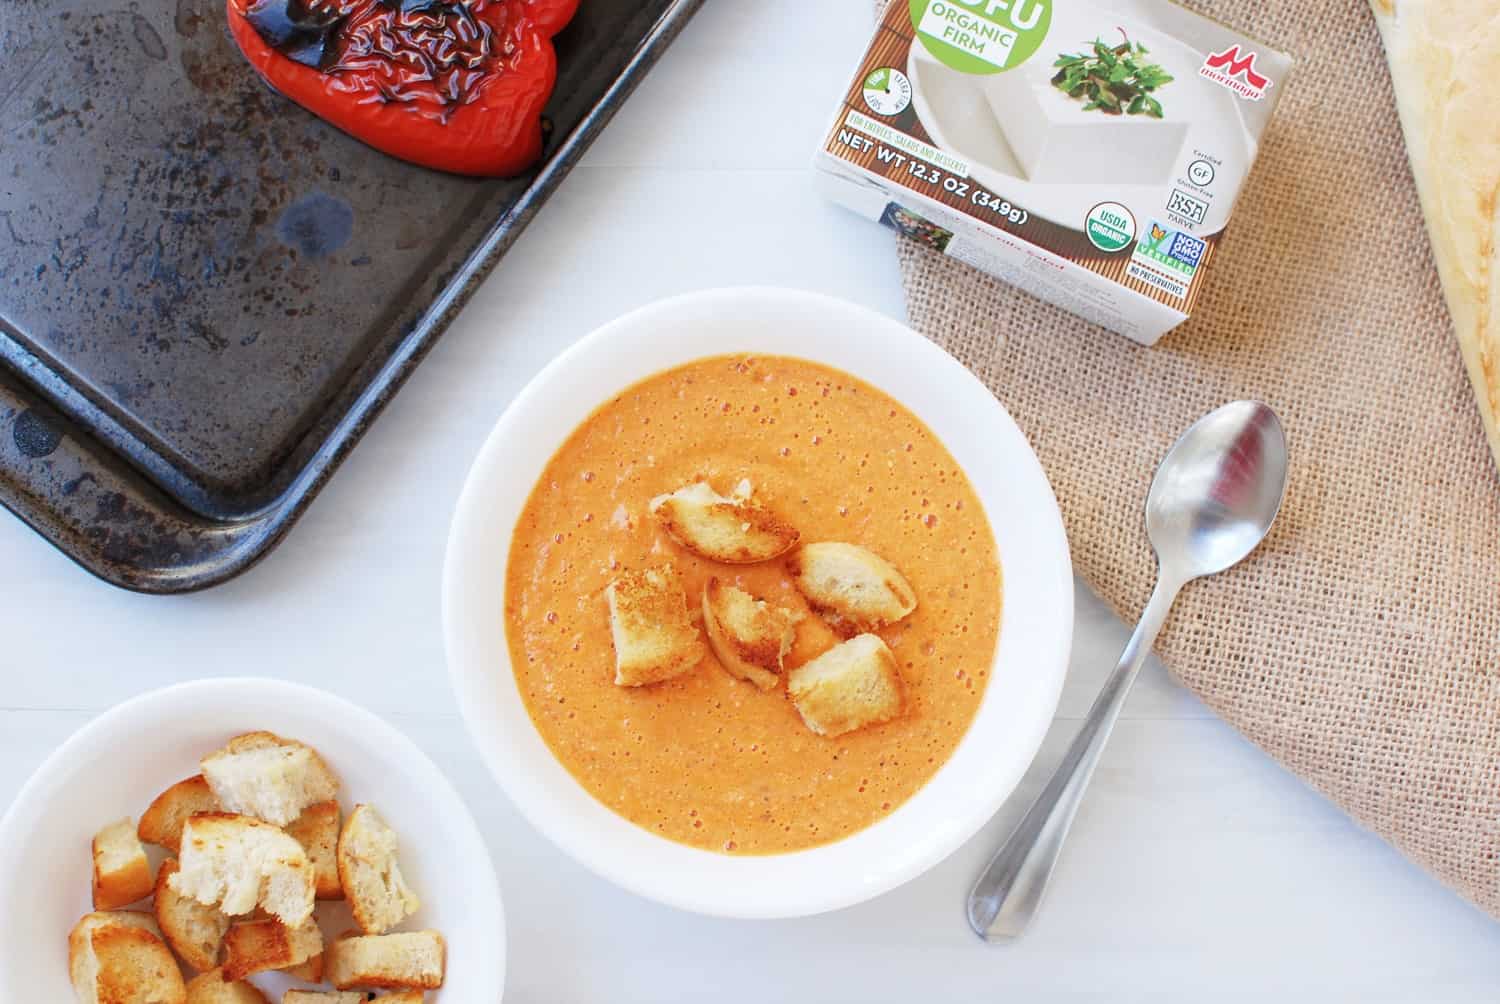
[816,0,1292,345]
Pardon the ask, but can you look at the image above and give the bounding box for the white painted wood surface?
[3,1,1498,998]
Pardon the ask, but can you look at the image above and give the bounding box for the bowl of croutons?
[0,678,501,1002]
[445,288,1074,919]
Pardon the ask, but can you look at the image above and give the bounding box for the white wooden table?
[4,2,1498,999]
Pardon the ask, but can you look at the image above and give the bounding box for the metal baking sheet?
[0,0,702,592]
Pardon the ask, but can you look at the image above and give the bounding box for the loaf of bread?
[1369,0,1500,472]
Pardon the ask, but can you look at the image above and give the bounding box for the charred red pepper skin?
[226,0,581,177]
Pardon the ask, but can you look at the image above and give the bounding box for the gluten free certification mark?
[1169,155,1218,227]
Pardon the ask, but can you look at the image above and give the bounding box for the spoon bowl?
[1147,401,1289,583]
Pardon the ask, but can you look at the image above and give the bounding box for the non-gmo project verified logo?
[1128,221,1202,301]
[1167,231,1206,268]
[1199,45,1273,100]
[1137,222,1204,273]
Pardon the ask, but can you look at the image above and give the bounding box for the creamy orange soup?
[505,355,1001,854]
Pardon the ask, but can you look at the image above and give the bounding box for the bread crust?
[1371,0,1500,472]
[139,775,221,855]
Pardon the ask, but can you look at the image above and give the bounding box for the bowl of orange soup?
[444,287,1072,918]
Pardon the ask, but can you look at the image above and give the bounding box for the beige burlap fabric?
[881,1,1500,917]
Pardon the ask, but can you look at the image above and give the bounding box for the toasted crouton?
[372,995,425,1003]
[155,857,231,972]
[92,818,155,910]
[701,578,799,689]
[222,918,323,981]
[69,912,185,1004]
[139,775,222,854]
[284,952,324,981]
[650,481,800,563]
[337,804,421,935]
[68,911,161,991]
[170,813,315,926]
[606,564,706,686]
[327,931,446,990]
[284,800,342,900]
[787,542,917,636]
[185,969,270,1004]
[787,634,905,737]
[201,732,340,828]
[68,910,161,946]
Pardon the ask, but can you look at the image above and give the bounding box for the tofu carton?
[817,0,1292,344]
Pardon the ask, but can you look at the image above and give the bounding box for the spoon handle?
[967,573,1182,942]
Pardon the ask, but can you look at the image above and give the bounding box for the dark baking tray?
[0,0,702,593]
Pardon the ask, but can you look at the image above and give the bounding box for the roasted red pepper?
[226,0,580,176]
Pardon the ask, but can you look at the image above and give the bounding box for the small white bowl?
[0,678,502,1000]
[444,287,1073,919]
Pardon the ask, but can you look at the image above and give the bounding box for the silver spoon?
[967,400,1289,942]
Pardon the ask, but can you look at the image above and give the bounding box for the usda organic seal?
[1085,202,1137,253]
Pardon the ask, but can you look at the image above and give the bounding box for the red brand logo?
[1199,45,1273,100]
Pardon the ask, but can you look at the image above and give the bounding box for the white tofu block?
[982,67,1188,187]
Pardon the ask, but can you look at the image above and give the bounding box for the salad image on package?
[817,0,1293,344]
[1050,31,1173,118]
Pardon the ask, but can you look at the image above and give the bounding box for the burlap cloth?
[876,0,1500,918]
